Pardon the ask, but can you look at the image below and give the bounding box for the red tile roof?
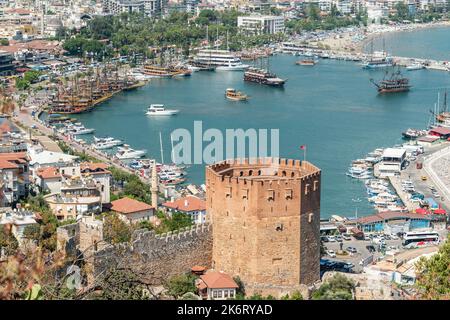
[199,271,238,289]
[36,167,60,179]
[80,162,110,175]
[162,196,206,212]
[429,127,450,136]
[111,197,153,214]
[0,152,28,169]
[356,212,431,224]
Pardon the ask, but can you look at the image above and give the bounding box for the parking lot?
[321,235,404,273]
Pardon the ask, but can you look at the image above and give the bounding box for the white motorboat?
[146,104,179,116]
[115,145,147,159]
[406,63,424,71]
[93,137,123,150]
[67,124,95,135]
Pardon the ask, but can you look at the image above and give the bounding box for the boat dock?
[387,176,418,212]
[281,45,450,72]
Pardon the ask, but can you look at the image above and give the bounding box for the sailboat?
[362,39,393,69]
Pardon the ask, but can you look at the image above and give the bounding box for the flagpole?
[304,147,306,162]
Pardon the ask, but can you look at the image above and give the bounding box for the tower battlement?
[206,157,321,296]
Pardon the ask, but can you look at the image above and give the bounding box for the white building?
[237,15,285,35]
[102,0,167,17]
[0,209,37,244]
[376,148,406,178]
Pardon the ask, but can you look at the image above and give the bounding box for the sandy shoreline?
[317,21,450,54]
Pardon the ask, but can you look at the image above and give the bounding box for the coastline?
[316,21,450,54]
[358,21,450,54]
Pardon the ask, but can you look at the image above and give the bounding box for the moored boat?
[115,145,147,159]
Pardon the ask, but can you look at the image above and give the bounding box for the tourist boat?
[406,63,424,71]
[362,47,393,69]
[296,59,316,66]
[142,65,191,78]
[115,145,146,159]
[225,88,248,101]
[370,69,411,94]
[67,124,95,135]
[92,136,123,150]
[244,67,286,87]
[402,128,427,139]
[346,166,371,179]
[193,49,249,71]
[146,104,179,116]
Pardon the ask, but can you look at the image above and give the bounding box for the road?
[14,106,150,183]
[402,142,450,213]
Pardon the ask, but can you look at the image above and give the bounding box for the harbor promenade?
[387,176,417,212]
[14,107,151,184]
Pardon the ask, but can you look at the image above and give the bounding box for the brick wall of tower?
[206,158,321,296]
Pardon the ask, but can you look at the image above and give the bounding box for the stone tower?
[206,158,321,297]
[151,162,158,208]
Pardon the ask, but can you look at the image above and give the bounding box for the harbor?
[7,24,450,219]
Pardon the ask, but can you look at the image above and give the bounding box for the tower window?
[308,212,314,223]
[313,180,319,191]
[285,188,293,199]
[267,189,275,201]
[276,223,283,231]
[305,184,310,195]
[225,186,232,198]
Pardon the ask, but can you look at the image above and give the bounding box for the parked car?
[390,234,399,240]
[326,249,336,258]
[327,236,336,242]
[335,235,343,242]
[383,234,391,240]
[342,233,352,241]
[366,245,376,253]
[346,247,357,254]
[321,236,329,242]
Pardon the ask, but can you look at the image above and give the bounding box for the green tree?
[166,273,197,298]
[103,213,133,244]
[415,235,450,300]
[0,38,9,46]
[312,274,355,300]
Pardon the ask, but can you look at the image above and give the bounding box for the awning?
[415,208,428,214]
[433,209,447,215]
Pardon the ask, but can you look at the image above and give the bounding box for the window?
[225,186,232,198]
[224,290,229,298]
[313,180,319,191]
[267,189,275,201]
[305,184,310,195]
[308,212,314,223]
[285,188,293,199]
[241,189,249,199]
[218,290,223,298]
[213,290,218,299]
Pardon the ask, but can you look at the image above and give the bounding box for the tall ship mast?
[362,39,393,69]
[370,68,410,94]
[435,91,450,127]
[243,57,286,87]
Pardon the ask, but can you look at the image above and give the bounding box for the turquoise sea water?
[368,26,450,61]
[72,28,450,218]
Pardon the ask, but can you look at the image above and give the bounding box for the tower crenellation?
[206,157,321,296]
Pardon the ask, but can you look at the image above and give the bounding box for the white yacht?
[406,63,424,71]
[67,124,95,135]
[146,104,179,116]
[194,49,249,71]
[92,136,123,150]
[115,145,146,159]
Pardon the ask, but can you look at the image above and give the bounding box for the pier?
[280,44,450,72]
[387,176,417,212]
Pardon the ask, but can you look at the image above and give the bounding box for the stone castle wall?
[88,223,213,285]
